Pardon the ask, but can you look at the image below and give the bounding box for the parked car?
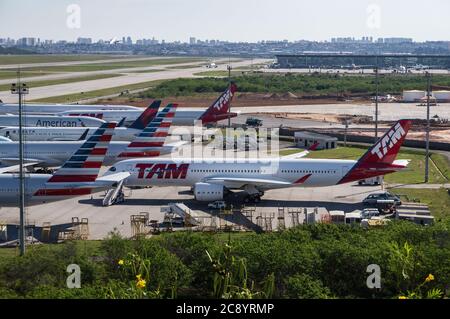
[208,201,226,210]
[245,117,263,127]
[362,192,402,207]
[361,208,381,219]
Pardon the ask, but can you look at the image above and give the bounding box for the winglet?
[78,129,90,141]
[117,117,126,127]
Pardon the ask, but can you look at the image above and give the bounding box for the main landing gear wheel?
[244,195,261,203]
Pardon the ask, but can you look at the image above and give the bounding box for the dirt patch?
[352,128,450,143]
[96,93,370,108]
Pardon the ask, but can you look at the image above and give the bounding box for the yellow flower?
[425,274,435,282]
[136,279,146,289]
[398,296,408,299]
[118,259,124,266]
[136,274,142,280]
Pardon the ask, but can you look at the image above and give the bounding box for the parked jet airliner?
[0,114,106,128]
[0,102,140,114]
[0,101,161,141]
[0,104,180,169]
[57,83,238,126]
[0,122,130,207]
[103,120,412,202]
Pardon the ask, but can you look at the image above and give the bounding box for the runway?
[0,58,270,103]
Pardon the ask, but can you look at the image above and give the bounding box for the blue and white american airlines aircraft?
[103,120,412,202]
[0,101,161,141]
[0,122,130,207]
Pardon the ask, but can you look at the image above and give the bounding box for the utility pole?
[10,72,29,256]
[425,72,431,183]
[227,63,232,129]
[343,119,349,147]
[374,64,379,141]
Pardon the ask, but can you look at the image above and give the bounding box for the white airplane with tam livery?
[0,122,130,207]
[104,120,412,202]
[0,104,180,170]
[53,83,238,126]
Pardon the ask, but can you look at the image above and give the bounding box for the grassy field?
[0,70,52,80]
[30,80,165,103]
[131,69,165,73]
[139,74,450,98]
[12,58,205,73]
[193,70,243,77]
[390,188,450,218]
[0,240,103,261]
[0,73,122,92]
[0,54,123,65]
[166,64,204,70]
[280,146,450,184]
[431,153,450,180]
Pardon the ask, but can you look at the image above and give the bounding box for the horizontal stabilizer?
[0,162,40,174]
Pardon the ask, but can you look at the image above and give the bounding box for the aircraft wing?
[205,176,291,187]
[0,162,40,174]
[282,143,319,159]
[0,158,43,166]
[95,172,131,187]
[282,150,310,159]
[393,159,410,167]
[166,141,188,147]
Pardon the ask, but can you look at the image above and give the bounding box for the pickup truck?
[208,201,226,210]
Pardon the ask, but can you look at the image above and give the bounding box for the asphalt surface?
[232,102,450,121]
[0,58,269,102]
[0,180,381,239]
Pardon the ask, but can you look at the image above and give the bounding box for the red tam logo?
[212,88,233,111]
[371,122,406,160]
[136,163,189,179]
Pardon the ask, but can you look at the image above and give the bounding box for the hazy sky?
[1,0,449,42]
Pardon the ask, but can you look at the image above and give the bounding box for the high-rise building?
[77,37,92,44]
[126,36,132,45]
[189,37,196,45]
[383,37,413,44]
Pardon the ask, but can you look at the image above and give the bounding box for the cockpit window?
[109,166,117,172]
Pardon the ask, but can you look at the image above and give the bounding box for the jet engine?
[194,182,224,201]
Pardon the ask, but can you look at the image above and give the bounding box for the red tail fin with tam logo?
[339,119,412,184]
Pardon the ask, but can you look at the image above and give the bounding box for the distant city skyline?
[1,0,450,43]
[0,35,425,45]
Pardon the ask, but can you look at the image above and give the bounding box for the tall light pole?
[10,73,29,256]
[227,64,232,129]
[374,65,379,141]
[425,72,431,183]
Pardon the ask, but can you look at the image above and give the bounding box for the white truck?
[358,176,383,186]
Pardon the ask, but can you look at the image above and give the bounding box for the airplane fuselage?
[0,115,106,128]
[0,126,139,141]
[0,174,108,206]
[0,103,140,114]
[107,158,358,189]
[0,141,175,167]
